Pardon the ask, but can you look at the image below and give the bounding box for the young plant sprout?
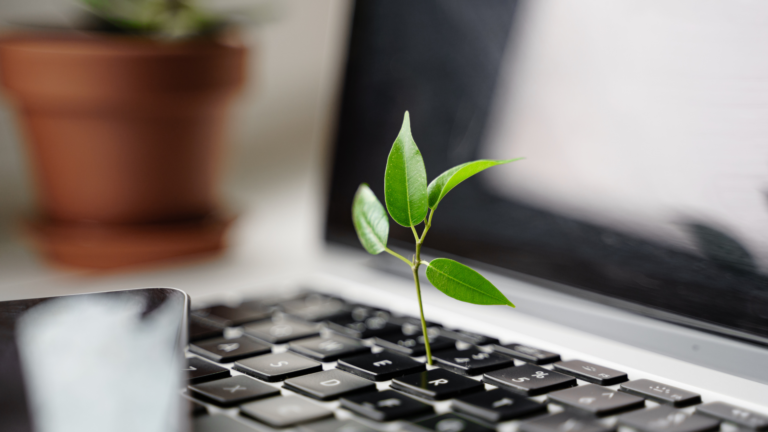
[352,111,521,365]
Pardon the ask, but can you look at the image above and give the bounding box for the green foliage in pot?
[79,0,276,39]
[352,112,522,365]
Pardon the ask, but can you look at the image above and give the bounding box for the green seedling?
[352,111,521,365]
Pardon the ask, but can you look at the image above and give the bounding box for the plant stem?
[411,213,434,365]
[411,225,420,242]
[419,209,435,243]
[411,262,433,365]
[385,247,412,266]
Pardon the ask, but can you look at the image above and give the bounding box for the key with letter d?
[283,369,375,400]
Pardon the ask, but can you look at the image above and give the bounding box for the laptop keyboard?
[185,291,768,432]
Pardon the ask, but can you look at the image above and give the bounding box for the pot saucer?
[23,214,234,269]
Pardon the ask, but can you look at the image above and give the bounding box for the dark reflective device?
[0,288,187,432]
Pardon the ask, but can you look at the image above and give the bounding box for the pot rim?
[0,31,245,58]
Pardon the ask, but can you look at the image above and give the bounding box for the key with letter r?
[391,368,484,401]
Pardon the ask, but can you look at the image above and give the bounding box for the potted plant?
[0,0,248,269]
[353,112,521,365]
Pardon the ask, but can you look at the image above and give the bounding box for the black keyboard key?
[337,351,426,381]
[281,295,352,322]
[298,418,380,432]
[492,343,560,365]
[452,388,548,423]
[189,319,224,342]
[374,332,454,356]
[325,316,402,339]
[188,375,279,406]
[191,304,272,327]
[233,351,322,382]
[239,295,293,310]
[520,412,614,432]
[187,357,231,383]
[348,304,391,320]
[190,336,271,363]
[240,395,333,428]
[283,369,376,401]
[243,317,319,344]
[389,315,442,329]
[194,414,261,432]
[553,360,628,385]
[340,389,434,421]
[189,399,207,416]
[619,405,720,432]
[697,402,768,431]
[483,364,576,396]
[548,384,644,417]
[434,347,514,376]
[620,379,701,407]
[439,328,500,346]
[288,334,370,361]
[391,368,484,401]
[404,413,495,432]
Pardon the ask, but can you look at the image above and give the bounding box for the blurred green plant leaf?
[427,159,523,210]
[352,184,389,254]
[425,258,515,307]
[385,112,428,227]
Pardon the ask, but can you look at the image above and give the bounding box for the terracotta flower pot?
[0,33,246,268]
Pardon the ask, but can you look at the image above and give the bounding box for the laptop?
[4,1,768,431]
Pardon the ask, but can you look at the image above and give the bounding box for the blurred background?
[2,3,768,429]
[0,0,766,325]
[0,0,353,296]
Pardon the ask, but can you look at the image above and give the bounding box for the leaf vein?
[401,145,413,226]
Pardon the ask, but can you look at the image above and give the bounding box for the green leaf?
[352,184,389,255]
[427,158,523,210]
[425,258,515,307]
[385,112,429,227]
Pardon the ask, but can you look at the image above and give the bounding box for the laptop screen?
[325,1,768,345]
